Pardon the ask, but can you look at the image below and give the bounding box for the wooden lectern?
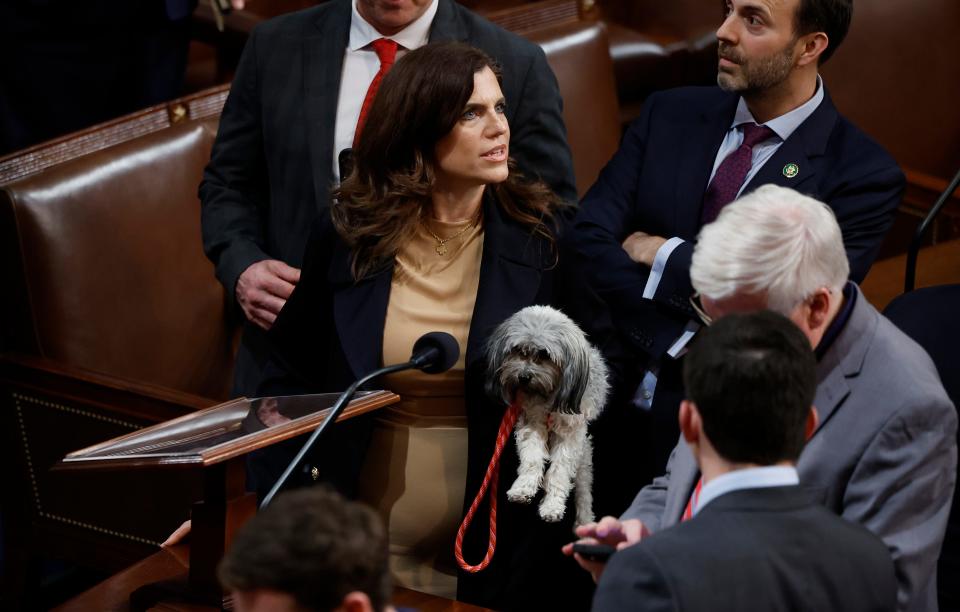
[55,390,399,609]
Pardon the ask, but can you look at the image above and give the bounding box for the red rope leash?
[455,400,522,573]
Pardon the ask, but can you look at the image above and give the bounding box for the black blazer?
[593,486,898,612]
[264,192,610,610]
[199,0,577,397]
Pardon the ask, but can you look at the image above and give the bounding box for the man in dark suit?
[575,0,905,506]
[199,0,575,397]
[590,310,897,612]
[219,486,391,612]
[568,186,956,612]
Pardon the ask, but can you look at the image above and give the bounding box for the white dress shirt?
[332,0,438,181]
[693,465,799,516]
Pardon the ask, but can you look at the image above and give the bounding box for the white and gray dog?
[486,305,610,525]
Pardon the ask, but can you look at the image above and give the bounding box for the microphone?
[260,331,460,508]
[411,331,460,373]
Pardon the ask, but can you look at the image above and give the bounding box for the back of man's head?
[691,184,848,315]
[219,486,390,612]
[683,310,817,464]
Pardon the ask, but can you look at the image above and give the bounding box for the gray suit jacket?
[622,286,957,612]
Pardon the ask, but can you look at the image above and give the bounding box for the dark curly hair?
[332,41,564,280]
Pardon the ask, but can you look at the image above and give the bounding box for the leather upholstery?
[1,119,236,400]
[530,20,621,197]
[606,23,716,126]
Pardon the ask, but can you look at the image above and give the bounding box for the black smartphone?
[571,543,616,562]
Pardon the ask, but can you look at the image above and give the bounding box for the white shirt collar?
[349,0,438,52]
[731,74,825,142]
[694,465,799,516]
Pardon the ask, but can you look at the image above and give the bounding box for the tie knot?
[371,38,399,66]
[740,123,776,148]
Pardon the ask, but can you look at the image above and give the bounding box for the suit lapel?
[303,0,350,212]
[465,192,547,367]
[329,243,392,379]
[743,89,839,195]
[811,286,876,434]
[673,93,739,239]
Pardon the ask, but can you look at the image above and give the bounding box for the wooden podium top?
[56,390,399,470]
[54,544,492,612]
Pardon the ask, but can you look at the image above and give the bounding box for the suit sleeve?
[827,162,904,283]
[259,215,338,395]
[573,94,695,359]
[592,545,677,612]
[199,27,271,305]
[619,440,684,531]
[508,46,577,204]
[842,393,957,611]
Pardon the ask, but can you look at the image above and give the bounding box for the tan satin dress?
[357,216,484,599]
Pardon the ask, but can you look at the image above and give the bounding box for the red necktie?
[700,123,776,224]
[353,38,399,147]
[681,477,703,522]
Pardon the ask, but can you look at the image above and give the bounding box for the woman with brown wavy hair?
[265,41,602,610]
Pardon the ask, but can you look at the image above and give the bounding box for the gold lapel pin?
[783,163,799,178]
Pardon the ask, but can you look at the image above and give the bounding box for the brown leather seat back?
[529,20,621,198]
[0,119,235,399]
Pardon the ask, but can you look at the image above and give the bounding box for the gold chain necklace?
[426,216,478,256]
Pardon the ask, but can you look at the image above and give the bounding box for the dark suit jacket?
[574,86,904,363]
[262,192,605,610]
[199,0,576,397]
[572,85,905,493]
[595,486,898,612]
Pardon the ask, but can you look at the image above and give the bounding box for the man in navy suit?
[576,0,905,512]
[199,0,575,398]
[590,311,897,612]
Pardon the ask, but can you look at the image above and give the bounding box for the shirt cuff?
[642,237,686,300]
[666,320,701,358]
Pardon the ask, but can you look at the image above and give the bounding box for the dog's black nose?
[518,373,532,385]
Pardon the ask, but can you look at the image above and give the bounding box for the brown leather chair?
[0,89,236,608]
[1,120,235,399]
[481,0,620,196]
[605,25,716,127]
[530,19,621,196]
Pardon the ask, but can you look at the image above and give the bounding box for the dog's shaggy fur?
[486,305,610,525]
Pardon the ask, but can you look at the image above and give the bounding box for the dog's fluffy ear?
[485,320,511,403]
[556,335,591,414]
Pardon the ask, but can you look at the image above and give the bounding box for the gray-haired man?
[567,185,957,612]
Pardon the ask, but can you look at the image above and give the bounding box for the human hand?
[161,519,192,547]
[236,259,301,330]
[622,231,667,267]
[562,517,647,582]
[230,0,245,9]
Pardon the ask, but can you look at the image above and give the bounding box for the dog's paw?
[507,482,537,504]
[539,498,566,522]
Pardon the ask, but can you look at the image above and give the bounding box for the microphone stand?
[259,360,414,509]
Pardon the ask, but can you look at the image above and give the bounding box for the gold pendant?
[436,243,448,256]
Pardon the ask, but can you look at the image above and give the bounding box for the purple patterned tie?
[700,123,776,224]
